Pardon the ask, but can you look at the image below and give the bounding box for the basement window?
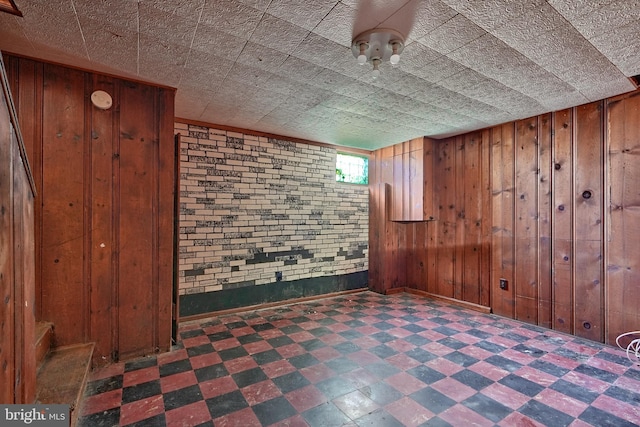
[336,153,368,185]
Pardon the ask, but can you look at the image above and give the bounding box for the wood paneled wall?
[370,134,491,307]
[370,90,640,344]
[0,54,36,403]
[6,55,176,362]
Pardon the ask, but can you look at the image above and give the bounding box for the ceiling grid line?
[0,0,636,149]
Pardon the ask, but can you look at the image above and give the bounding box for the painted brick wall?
[176,122,369,297]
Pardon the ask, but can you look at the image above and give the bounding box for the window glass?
[336,153,368,184]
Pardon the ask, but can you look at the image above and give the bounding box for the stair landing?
[36,343,94,427]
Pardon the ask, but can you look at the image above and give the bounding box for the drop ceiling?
[0,0,637,150]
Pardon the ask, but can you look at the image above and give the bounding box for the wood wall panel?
[89,74,116,361]
[461,135,478,304]
[514,118,539,323]
[370,90,640,344]
[434,139,456,298]
[370,133,490,309]
[41,65,88,345]
[6,59,43,319]
[573,102,604,341]
[606,92,640,344]
[0,53,36,403]
[6,55,176,363]
[551,108,574,334]
[490,124,515,318]
[537,114,553,329]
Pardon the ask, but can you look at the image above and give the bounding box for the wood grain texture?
[537,114,553,329]
[370,91,640,344]
[606,92,640,344]
[573,102,604,341]
[0,53,36,403]
[6,55,176,363]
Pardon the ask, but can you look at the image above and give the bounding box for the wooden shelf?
[385,137,436,222]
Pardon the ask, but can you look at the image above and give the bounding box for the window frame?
[336,152,369,185]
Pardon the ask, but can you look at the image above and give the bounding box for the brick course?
[176,123,368,295]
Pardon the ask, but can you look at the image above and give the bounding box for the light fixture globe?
[351,28,405,75]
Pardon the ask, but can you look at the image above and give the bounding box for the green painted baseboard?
[179,271,368,317]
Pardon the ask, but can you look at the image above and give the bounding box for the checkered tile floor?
[78,291,640,427]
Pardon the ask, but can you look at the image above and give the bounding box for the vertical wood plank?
[157,87,176,352]
[1,54,37,403]
[462,133,481,305]
[423,137,436,221]
[606,92,640,344]
[88,75,116,361]
[479,129,491,307]
[392,148,403,221]
[425,138,438,294]
[14,148,36,403]
[413,221,427,290]
[491,124,516,318]
[435,139,455,298]
[514,118,539,324]
[537,114,553,329]
[454,136,464,301]
[574,102,604,341]
[409,142,424,220]
[7,57,44,320]
[117,81,157,358]
[0,76,16,403]
[552,108,573,334]
[40,64,87,346]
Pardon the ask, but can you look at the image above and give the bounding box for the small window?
[336,153,368,184]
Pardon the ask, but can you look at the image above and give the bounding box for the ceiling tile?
[418,14,486,54]
[81,18,139,76]
[139,0,205,19]
[250,14,310,55]
[441,0,547,31]
[1,0,637,150]
[198,0,263,40]
[276,56,325,82]
[73,0,139,33]
[385,0,458,42]
[236,41,289,72]
[180,49,235,85]
[589,20,640,76]
[190,22,247,59]
[15,1,87,59]
[138,34,191,86]
[550,0,638,39]
[138,2,199,49]
[489,1,566,46]
[314,1,378,47]
[266,0,338,31]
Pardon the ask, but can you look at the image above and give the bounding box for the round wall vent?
[91,90,113,110]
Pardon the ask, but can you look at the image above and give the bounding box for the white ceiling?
[0,0,638,150]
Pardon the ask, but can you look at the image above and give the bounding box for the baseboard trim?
[386,287,492,314]
[180,288,369,324]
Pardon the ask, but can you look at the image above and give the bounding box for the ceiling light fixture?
[351,28,405,78]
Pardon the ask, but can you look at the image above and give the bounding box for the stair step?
[35,321,54,371]
[36,343,94,427]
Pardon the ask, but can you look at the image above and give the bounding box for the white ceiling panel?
[0,0,637,150]
[266,0,337,31]
[249,14,309,55]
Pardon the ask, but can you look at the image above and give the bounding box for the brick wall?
[176,122,369,300]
